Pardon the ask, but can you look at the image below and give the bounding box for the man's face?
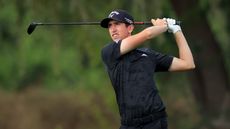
[108,20,133,42]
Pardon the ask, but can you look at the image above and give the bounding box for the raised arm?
[166,19,195,71]
[120,19,168,55]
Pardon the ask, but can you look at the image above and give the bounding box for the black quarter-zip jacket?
[101,40,173,124]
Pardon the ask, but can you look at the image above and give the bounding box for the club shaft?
[35,21,181,26]
[35,21,153,26]
[37,22,100,25]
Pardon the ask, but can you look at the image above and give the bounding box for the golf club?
[27,21,181,35]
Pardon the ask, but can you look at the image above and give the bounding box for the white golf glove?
[165,18,181,33]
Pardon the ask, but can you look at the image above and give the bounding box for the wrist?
[168,25,181,33]
[172,26,181,33]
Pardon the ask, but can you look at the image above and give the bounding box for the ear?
[128,25,134,34]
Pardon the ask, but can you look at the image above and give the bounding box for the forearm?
[174,31,195,68]
[120,25,167,55]
[145,25,168,39]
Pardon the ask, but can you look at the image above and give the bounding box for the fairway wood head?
[27,22,38,35]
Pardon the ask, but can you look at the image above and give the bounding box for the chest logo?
[141,53,148,57]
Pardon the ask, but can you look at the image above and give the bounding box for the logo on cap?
[108,11,119,18]
[125,17,133,24]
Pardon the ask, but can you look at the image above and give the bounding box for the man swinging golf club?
[100,9,195,129]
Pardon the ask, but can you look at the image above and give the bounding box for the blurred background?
[0,0,229,129]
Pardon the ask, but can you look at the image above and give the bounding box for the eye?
[114,22,121,25]
[108,23,112,28]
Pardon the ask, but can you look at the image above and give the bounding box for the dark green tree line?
[0,0,229,129]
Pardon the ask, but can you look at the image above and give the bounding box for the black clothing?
[120,117,168,129]
[101,40,173,127]
[121,110,167,126]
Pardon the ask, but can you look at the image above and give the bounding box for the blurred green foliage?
[0,0,229,129]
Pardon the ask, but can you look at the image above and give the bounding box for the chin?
[113,39,120,43]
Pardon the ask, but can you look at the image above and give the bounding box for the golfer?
[100,9,195,129]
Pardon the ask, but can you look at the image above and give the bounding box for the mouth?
[112,33,119,37]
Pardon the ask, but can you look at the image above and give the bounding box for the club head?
[27,22,38,35]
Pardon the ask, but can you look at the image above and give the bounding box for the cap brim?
[100,17,128,28]
[101,18,126,28]
[100,18,113,28]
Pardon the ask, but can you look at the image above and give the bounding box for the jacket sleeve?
[154,51,173,72]
[101,41,122,69]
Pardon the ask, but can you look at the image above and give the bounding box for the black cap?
[100,9,134,28]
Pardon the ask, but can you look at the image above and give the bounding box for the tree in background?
[170,0,230,128]
[0,0,230,129]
